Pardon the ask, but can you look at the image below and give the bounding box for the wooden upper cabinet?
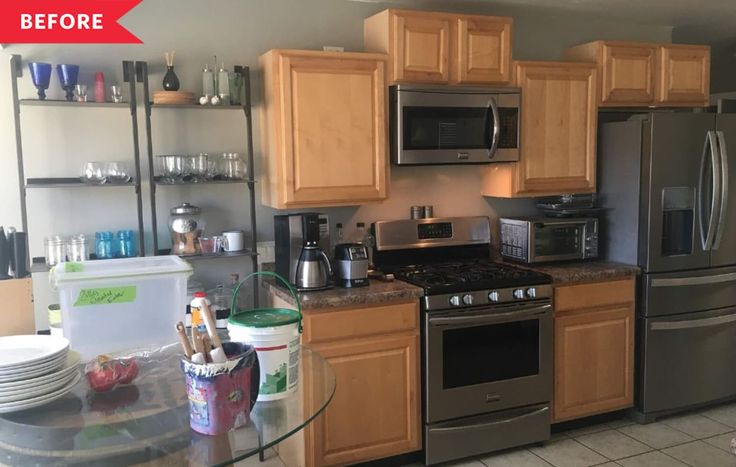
[482,61,597,197]
[453,15,512,84]
[259,49,388,208]
[658,44,710,105]
[565,40,710,107]
[364,9,512,85]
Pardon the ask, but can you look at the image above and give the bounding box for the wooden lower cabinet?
[552,278,635,423]
[276,301,421,467]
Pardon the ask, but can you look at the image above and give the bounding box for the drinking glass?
[189,154,210,182]
[158,155,187,183]
[110,85,123,103]
[67,234,90,262]
[199,237,222,255]
[106,161,132,184]
[56,64,79,101]
[218,153,246,180]
[95,231,115,259]
[45,236,67,266]
[80,162,108,184]
[75,84,88,102]
[28,62,52,100]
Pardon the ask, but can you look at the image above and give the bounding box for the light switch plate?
[257,241,275,264]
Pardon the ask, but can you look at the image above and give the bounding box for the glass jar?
[230,67,243,106]
[217,64,230,105]
[45,236,66,266]
[207,274,240,323]
[67,234,90,262]
[95,231,115,259]
[169,202,205,255]
[116,230,137,258]
[218,153,246,180]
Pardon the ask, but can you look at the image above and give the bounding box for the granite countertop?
[265,278,424,311]
[510,260,641,284]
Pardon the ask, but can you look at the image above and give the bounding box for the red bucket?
[180,342,260,435]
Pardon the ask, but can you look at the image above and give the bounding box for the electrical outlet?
[323,46,345,52]
[257,241,275,264]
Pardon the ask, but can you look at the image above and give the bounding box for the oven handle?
[432,406,549,433]
[488,97,500,158]
[429,303,552,327]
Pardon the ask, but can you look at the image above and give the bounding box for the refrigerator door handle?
[713,131,729,250]
[650,312,736,331]
[650,272,736,287]
[699,131,721,251]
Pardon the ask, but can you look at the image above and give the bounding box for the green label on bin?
[74,286,137,306]
[65,262,84,273]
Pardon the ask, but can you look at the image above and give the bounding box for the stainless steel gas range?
[372,216,553,465]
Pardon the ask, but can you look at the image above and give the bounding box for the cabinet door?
[393,11,451,83]
[454,16,512,84]
[278,53,387,207]
[310,334,421,466]
[600,43,657,105]
[553,306,634,422]
[515,62,597,195]
[658,45,710,106]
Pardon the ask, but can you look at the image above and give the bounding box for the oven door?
[424,301,552,423]
[530,220,589,263]
[393,88,519,165]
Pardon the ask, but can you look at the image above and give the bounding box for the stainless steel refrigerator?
[599,112,736,423]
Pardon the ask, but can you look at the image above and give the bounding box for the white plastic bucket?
[228,322,300,401]
[227,271,303,402]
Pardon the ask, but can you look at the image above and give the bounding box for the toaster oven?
[500,217,599,263]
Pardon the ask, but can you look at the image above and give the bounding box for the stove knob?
[462,294,474,306]
[449,295,461,307]
[488,291,500,302]
[513,289,525,299]
[527,288,537,299]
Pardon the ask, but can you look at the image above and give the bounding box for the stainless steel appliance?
[390,85,520,165]
[500,217,599,264]
[599,112,736,422]
[274,213,332,291]
[373,217,553,465]
[334,243,369,288]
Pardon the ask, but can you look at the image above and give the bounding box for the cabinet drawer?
[303,301,418,345]
[555,278,635,313]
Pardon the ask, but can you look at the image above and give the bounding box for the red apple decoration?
[85,355,139,392]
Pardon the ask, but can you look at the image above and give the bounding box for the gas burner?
[393,259,551,295]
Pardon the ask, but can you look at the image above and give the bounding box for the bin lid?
[52,256,193,285]
[228,308,300,328]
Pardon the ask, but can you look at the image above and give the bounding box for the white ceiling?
[354,0,736,43]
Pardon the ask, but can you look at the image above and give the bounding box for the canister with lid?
[169,203,205,255]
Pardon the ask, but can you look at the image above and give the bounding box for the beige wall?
[0,0,672,327]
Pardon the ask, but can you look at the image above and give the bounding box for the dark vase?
[162,66,180,91]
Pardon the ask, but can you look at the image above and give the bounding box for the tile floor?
[238,402,736,467]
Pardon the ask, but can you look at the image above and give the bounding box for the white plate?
[0,352,80,390]
[0,352,77,383]
[0,335,69,369]
[0,350,67,376]
[0,369,79,403]
[0,372,81,414]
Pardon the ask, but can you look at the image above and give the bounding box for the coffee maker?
[275,213,332,291]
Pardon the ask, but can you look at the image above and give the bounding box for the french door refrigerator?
[599,112,736,423]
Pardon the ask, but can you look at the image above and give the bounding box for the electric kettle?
[295,245,332,291]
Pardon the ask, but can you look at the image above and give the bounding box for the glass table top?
[0,345,335,466]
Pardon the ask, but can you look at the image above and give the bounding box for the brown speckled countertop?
[508,260,640,284]
[265,278,424,311]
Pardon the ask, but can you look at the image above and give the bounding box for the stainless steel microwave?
[500,217,599,263]
[390,84,520,165]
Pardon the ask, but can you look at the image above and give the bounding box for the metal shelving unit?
[137,62,258,272]
[9,55,147,261]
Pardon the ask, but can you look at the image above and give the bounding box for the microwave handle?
[488,97,500,158]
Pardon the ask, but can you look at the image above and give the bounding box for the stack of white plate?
[0,335,81,413]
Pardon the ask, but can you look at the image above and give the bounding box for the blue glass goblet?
[28,62,52,100]
[56,64,80,102]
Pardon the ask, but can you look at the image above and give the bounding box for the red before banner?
[0,0,142,44]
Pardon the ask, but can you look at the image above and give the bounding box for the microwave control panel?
[500,222,528,261]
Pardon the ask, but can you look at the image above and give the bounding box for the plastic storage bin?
[52,256,192,360]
